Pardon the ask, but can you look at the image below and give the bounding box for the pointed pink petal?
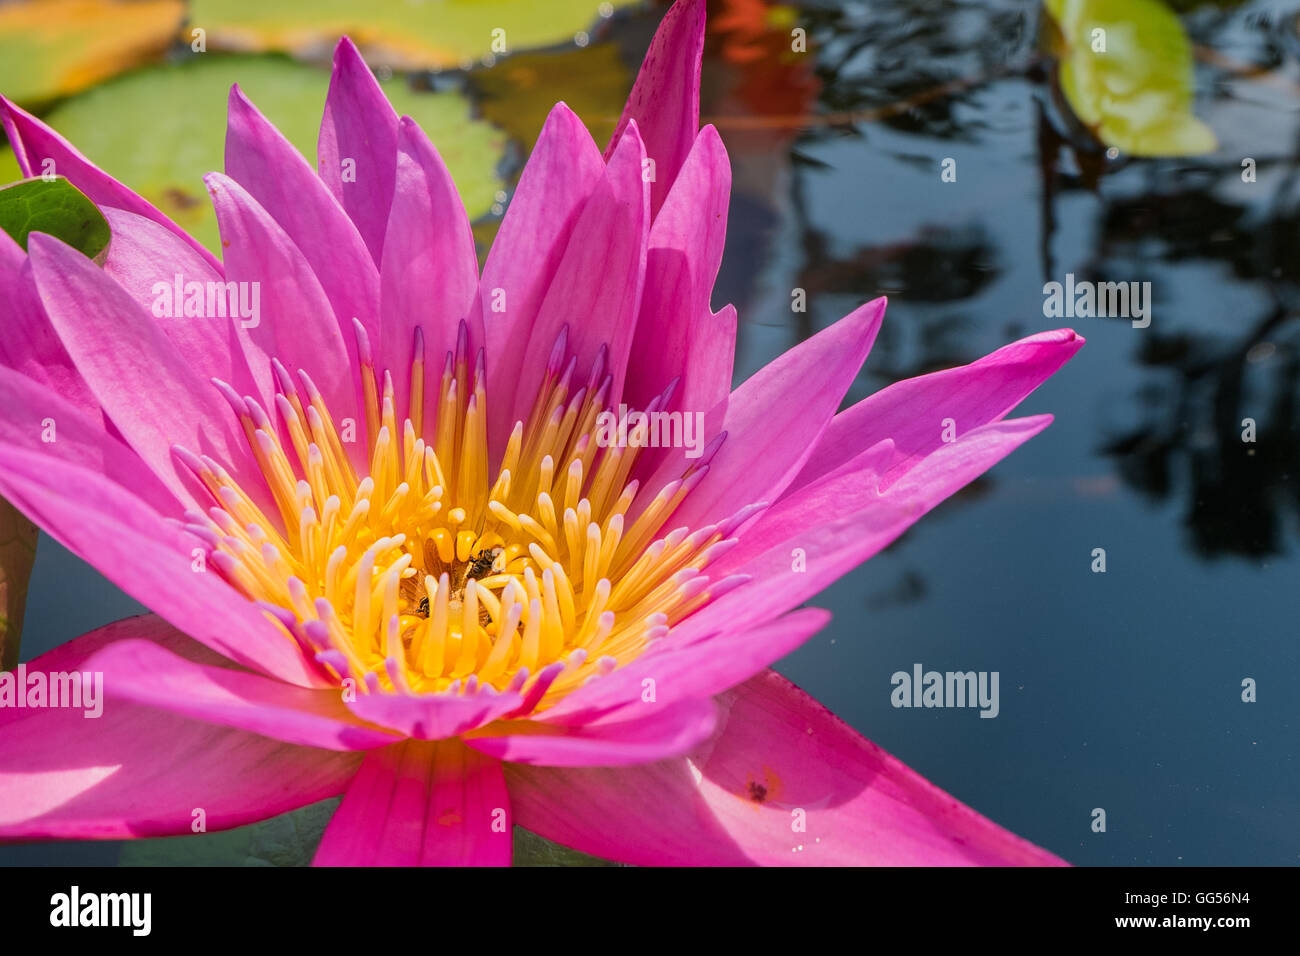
[466,697,718,767]
[0,616,359,840]
[86,633,401,752]
[0,95,221,271]
[100,207,263,405]
[657,297,886,531]
[379,116,479,418]
[344,684,523,741]
[511,122,649,427]
[605,0,706,216]
[685,416,1055,639]
[540,608,830,725]
[225,84,379,373]
[206,172,356,463]
[0,230,97,414]
[795,329,1084,491]
[481,103,604,459]
[317,37,400,265]
[26,232,257,508]
[0,445,326,687]
[314,738,511,865]
[624,125,731,412]
[0,363,177,515]
[508,670,1067,865]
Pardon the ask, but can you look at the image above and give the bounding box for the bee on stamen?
[410,546,503,620]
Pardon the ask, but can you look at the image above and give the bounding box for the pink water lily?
[0,0,1080,866]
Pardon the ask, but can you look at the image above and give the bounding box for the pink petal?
[344,683,523,741]
[0,615,359,840]
[205,172,356,464]
[480,103,604,459]
[540,608,830,725]
[0,95,220,271]
[317,36,400,266]
[794,328,1084,492]
[605,0,706,216]
[314,738,511,865]
[0,230,98,414]
[25,232,257,508]
[623,125,731,412]
[686,416,1055,639]
[100,207,263,405]
[0,363,177,515]
[0,445,326,687]
[507,670,1067,865]
[466,697,718,767]
[655,297,886,531]
[379,116,479,418]
[85,632,401,752]
[225,84,379,374]
[510,122,649,428]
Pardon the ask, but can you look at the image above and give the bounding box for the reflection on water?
[4,0,1298,866]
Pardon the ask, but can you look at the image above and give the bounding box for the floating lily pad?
[0,55,505,253]
[187,0,638,70]
[0,177,111,261]
[118,796,618,866]
[472,42,630,152]
[0,0,183,107]
[1044,0,1217,157]
[118,798,341,866]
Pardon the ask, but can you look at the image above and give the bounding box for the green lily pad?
[0,176,111,261]
[118,798,341,866]
[0,55,505,254]
[0,0,183,107]
[117,797,619,866]
[187,0,639,71]
[1044,0,1217,157]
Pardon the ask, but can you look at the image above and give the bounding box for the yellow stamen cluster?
[179,324,740,711]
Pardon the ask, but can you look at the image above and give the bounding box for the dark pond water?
[3,0,1298,865]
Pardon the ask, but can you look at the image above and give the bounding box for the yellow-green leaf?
[0,55,505,254]
[472,42,630,152]
[1043,0,1217,157]
[185,0,638,70]
[0,0,183,107]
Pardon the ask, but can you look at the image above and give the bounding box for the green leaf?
[186,0,639,71]
[0,55,506,254]
[0,176,111,261]
[118,798,341,867]
[117,798,621,866]
[1043,0,1217,156]
[512,827,623,866]
[0,0,183,107]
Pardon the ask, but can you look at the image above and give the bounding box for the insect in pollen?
[411,546,504,620]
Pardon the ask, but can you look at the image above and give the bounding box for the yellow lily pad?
[472,42,630,152]
[1044,0,1217,157]
[186,0,639,71]
[0,0,183,107]
[0,55,506,254]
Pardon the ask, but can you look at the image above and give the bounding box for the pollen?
[174,321,748,711]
